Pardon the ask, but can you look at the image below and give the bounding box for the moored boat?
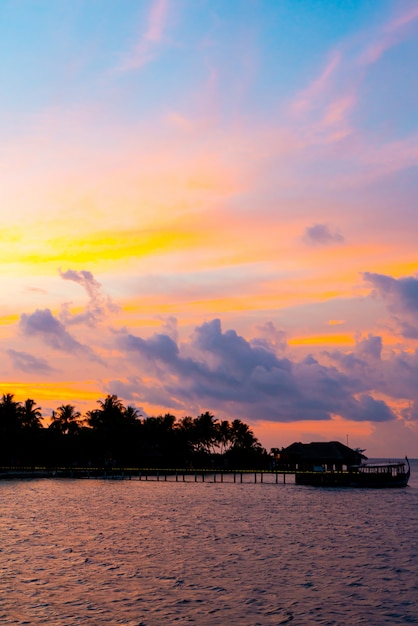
[295,457,410,488]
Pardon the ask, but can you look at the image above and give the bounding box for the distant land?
[0,393,269,469]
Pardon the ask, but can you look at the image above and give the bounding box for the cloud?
[156,315,179,342]
[304,223,344,246]
[356,334,382,360]
[120,332,180,366]
[287,2,418,159]
[325,332,418,424]
[358,4,418,66]
[364,272,418,313]
[7,349,54,374]
[289,47,356,146]
[347,394,395,423]
[25,286,48,294]
[105,377,179,414]
[292,51,342,116]
[116,318,396,423]
[59,268,119,326]
[364,272,418,337]
[20,308,82,351]
[116,0,170,71]
[193,318,282,375]
[19,308,102,362]
[60,268,101,298]
[251,321,287,353]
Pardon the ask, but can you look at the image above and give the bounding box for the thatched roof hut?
[278,441,367,471]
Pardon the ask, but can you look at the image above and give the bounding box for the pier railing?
[0,466,296,483]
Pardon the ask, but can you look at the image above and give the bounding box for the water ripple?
[0,468,417,624]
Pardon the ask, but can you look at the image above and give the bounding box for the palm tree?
[217,420,232,455]
[0,393,22,436]
[193,412,218,454]
[176,415,196,455]
[0,393,24,464]
[86,394,125,431]
[49,405,81,435]
[230,419,260,451]
[123,405,142,427]
[19,399,42,431]
[85,395,142,465]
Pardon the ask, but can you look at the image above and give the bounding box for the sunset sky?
[2,0,418,456]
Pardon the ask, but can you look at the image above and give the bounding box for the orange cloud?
[288,334,355,347]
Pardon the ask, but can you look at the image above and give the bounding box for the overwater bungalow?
[277,441,367,471]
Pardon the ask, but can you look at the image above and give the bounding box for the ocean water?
[1,462,417,625]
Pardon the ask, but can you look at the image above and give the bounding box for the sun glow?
[0,382,102,409]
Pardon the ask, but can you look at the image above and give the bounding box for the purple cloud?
[19,308,102,362]
[364,272,418,312]
[7,349,54,374]
[357,334,382,359]
[105,377,182,414]
[251,321,287,353]
[20,308,82,351]
[119,332,180,365]
[59,268,119,326]
[364,272,418,337]
[326,334,418,423]
[117,318,395,423]
[304,223,344,246]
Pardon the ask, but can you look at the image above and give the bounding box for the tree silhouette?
[86,394,125,431]
[0,393,23,463]
[230,419,260,450]
[85,395,142,465]
[19,399,42,431]
[49,405,81,436]
[218,420,232,454]
[0,393,21,435]
[0,391,268,468]
[193,412,218,454]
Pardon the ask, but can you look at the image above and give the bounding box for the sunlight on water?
[1,462,417,625]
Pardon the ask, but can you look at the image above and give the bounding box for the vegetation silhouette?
[0,393,268,469]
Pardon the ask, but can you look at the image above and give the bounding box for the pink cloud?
[322,94,356,128]
[358,4,418,66]
[145,0,169,42]
[292,51,342,115]
[288,3,418,154]
[117,0,170,71]
[289,50,357,148]
[390,4,418,31]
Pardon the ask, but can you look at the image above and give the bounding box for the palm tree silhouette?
[49,405,81,435]
[0,393,22,436]
[19,399,42,431]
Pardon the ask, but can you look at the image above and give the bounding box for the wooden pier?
[0,466,295,484]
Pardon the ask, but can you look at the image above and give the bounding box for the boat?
[295,457,410,488]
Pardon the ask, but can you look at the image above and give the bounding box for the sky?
[1,0,418,457]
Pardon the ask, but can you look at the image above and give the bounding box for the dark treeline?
[0,393,269,469]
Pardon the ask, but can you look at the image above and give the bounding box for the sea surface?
[1,461,417,625]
